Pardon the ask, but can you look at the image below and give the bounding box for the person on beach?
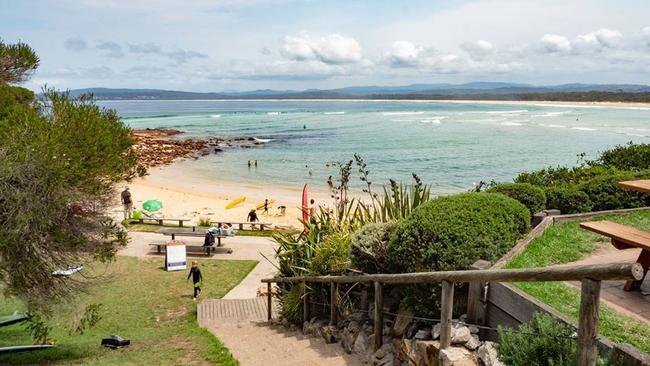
[254,160,258,168]
[187,260,203,301]
[309,199,317,223]
[247,160,251,168]
[263,199,269,215]
[247,209,259,229]
[121,187,133,220]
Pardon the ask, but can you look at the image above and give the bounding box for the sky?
[2,0,650,92]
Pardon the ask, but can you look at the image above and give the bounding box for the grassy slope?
[0,257,257,365]
[505,210,650,353]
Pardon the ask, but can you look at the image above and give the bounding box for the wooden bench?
[138,217,191,227]
[149,242,219,256]
[156,228,226,246]
[211,221,273,231]
[580,220,650,290]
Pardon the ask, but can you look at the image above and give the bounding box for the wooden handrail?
[261,262,643,284]
[263,262,643,366]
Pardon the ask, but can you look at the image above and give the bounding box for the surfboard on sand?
[226,197,246,209]
[256,199,275,210]
[302,184,309,223]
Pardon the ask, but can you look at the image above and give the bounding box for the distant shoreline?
[99,98,650,109]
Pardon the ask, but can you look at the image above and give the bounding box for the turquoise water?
[99,100,650,194]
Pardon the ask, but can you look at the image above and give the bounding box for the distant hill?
[68,82,650,102]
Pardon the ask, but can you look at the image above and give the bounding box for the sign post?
[165,241,187,271]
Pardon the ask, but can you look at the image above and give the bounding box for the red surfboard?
[302,184,309,223]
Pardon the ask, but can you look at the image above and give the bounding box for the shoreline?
[116,163,332,229]
[104,98,650,109]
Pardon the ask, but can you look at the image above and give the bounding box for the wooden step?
[197,297,278,327]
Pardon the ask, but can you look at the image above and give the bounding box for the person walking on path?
[121,187,133,220]
[187,260,203,301]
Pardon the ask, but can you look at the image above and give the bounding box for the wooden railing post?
[330,282,338,326]
[302,281,310,324]
[374,281,383,350]
[467,260,490,326]
[360,286,369,313]
[577,278,601,366]
[439,280,454,350]
[267,282,272,321]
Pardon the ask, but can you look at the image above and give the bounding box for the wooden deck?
[197,297,278,327]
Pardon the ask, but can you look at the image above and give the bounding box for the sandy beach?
[113,161,331,229]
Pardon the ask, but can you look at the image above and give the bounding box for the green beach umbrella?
[142,199,163,212]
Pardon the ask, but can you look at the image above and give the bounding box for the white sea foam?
[382,111,425,116]
[210,114,221,118]
[253,137,272,143]
[542,124,566,128]
[267,112,280,115]
[324,111,345,115]
[420,119,442,124]
[501,122,523,126]
[486,109,528,114]
[571,127,597,131]
[531,111,571,117]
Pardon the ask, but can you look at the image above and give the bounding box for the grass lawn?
[505,209,650,353]
[0,256,257,365]
[121,220,298,238]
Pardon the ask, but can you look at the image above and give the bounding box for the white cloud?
[540,34,572,54]
[461,40,494,61]
[64,38,88,52]
[641,26,650,47]
[384,41,465,73]
[280,32,362,65]
[575,28,622,51]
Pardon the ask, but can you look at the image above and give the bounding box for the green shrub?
[596,142,650,170]
[388,193,530,274]
[488,183,546,215]
[279,284,304,325]
[545,187,593,214]
[577,170,649,211]
[350,222,395,274]
[309,232,351,276]
[498,313,576,366]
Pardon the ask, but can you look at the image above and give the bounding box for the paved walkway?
[121,230,364,365]
[565,245,650,324]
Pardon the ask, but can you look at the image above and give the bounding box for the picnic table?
[156,228,226,245]
[580,221,650,291]
[211,221,272,231]
[138,217,191,227]
[149,241,222,256]
[618,180,650,195]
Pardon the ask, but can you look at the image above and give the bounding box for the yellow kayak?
[256,199,275,210]
[226,196,246,209]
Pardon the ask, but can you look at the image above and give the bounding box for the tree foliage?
[0,39,39,84]
[0,40,138,316]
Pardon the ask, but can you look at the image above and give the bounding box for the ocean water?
[99,100,650,194]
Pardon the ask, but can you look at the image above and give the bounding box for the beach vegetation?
[0,40,139,337]
[497,312,577,366]
[197,217,212,227]
[0,39,39,84]
[387,193,529,315]
[487,182,546,215]
[592,142,650,171]
[545,186,593,214]
[349,222,395,274]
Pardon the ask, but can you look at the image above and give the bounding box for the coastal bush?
[349,222,395,274]
[577,170,649,211]
[387,193,529,315]
[497,313,576,366]
[487,183,546,215]
[197,217,211,227]
[595,142,650,170]
[545,186,593,214]
[388,193,530,274]
[0,40,138,325]
[309,232,351,276]
[279,283,304,325]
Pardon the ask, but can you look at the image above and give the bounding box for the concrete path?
[121,230,364,365]
[564,245,650,324]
